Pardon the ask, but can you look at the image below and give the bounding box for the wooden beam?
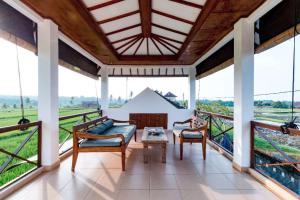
[87,0,124,11]
[97,10,139,24]
[120,36,141,55]
[139,0,151,37]
[111,34,141,44]
[146,38,149,55]
[152,9,194,25]
[115,35,139,51]
[112,68,115,75]
[152,23,188,36]
[150,37,163,55]
[177,0,218,57]
[169,0,203,9]
[133,37,144,55]
[153,37,177,55]
[106,24,141,36]
[156,36,180,50]
[151,33,183,44]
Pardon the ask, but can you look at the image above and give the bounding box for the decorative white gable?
[103,87,193,129]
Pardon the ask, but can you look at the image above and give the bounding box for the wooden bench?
[72,116,136,171]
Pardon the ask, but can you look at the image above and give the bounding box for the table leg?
[144,144,148,164]
[161,143,166,163]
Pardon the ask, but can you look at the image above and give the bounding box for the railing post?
[209,114,212,140]
[250,121,255,168]
[83,114,86,123]
[37,122,42,167]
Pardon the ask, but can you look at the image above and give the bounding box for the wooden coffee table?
[141,127,168,163]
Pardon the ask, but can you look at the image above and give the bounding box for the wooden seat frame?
[72,116,136,172]
[173,119,208,160]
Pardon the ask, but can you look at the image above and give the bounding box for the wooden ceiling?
[20,0,265,65]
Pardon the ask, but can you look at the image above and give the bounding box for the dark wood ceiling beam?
[178,0,219,57]
[111,34,141,44]
[152,9,194,25]
[146,38,149,55]
[152,23,188,36]
[88,0,124,11]
[106,24,141,36]
[120,36,141,55]
[156,36,180,50]
[97,10,139,24]
[153,37,176,55]
[169,0,203,9]
[115,35,139,51]
[139,0,151,37]
[151,33,183,44]
[133,37,144,55]
[150,37,163,55]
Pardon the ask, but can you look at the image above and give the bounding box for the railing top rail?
[0,121,42,134]
[251,120,300,136]
[195,110,233,121]
[59,110,101,121]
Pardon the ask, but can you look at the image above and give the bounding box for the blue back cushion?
[103,119,114,129]
[87,119,114,135]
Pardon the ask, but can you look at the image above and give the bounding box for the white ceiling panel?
[91,0,139,22]
[148,38,161,55]
[136,38,147,55]
[152,13,192,34]
[100,13,140,33]
[152,0,200,22]
[152,26,186,42]
[82,0,110,8]
[185,0,207,6]
[107,26,141,41]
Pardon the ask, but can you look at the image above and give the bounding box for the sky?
[0,36,299,101]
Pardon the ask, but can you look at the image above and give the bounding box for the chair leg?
[71,149,78,172]
[173,133,175,145]
[202,142,206,160]
[180,141,183,160]
[134,131,137,142]
[121,149,126,171]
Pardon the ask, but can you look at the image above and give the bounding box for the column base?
[232,161,249,173]
[43,158,60,172]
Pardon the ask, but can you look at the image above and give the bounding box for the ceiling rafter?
[146,38,149,55]
[115,35,140,51]
[97,10,140,24]
[156,36,180,50]
[139,0,151,37]
[105,23,141,36]
[169,0,204,9]
[152,23,188,36]
[111,34,142,44]
[133,37,145,55]
[177,0,218,57]
[150,37,163,55]
[87,0,124,11]
[120,36,142,55]
[152,9,194,25]
[153,36,177,55]
[151,33,183,44]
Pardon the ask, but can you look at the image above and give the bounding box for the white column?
[38,19,59,167]
[100,66,109,109]
[233,18,254,170]
[188,67,196,109]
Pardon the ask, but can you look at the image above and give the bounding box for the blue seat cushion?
[80,124,136,147]
[173,124,203,139]
[87,119,114,135]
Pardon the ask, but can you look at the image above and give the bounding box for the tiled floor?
[7,131,279,200]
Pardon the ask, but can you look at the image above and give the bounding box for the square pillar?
[188,67,196,110]
[100,66,109,109]
[233,18,254,170]
[38,19,59,169]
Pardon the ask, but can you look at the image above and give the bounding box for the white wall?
[103,88,193,129]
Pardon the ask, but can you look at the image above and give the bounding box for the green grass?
[0,107,99,187]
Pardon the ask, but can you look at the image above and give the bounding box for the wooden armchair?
[173,118,208,160]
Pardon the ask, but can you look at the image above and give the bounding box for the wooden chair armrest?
[111,119,136,125]
[173,119,192,127]
[77,132,125,143]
